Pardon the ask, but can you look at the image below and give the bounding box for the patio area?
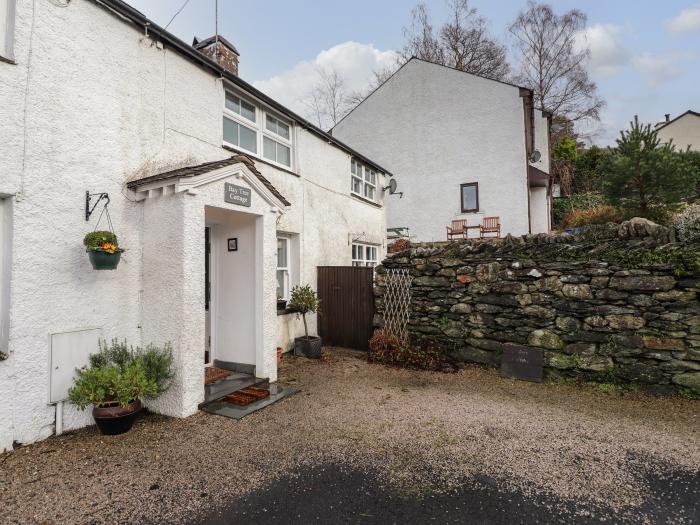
[2,349,698,524]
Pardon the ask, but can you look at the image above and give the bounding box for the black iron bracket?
[85,191,110,221]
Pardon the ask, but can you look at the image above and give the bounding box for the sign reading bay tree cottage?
[224,183,251,207]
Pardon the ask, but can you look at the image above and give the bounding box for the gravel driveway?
[2,349,698,524]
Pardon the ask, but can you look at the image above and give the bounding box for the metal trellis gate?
[382,268,412,346]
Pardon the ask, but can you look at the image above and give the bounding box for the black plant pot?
[88,250,121,270]
[92,399,142,435]
[294,336,322,358]
[277,299,287,310]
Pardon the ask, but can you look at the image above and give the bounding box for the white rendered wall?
[657,114,700,151]
[333,59,552,241]
[0,0,384,448]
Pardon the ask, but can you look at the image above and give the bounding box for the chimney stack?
[665,113,670,122]
[193,36,240,76]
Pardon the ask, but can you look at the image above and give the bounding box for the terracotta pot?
[88,250,121,270]
[276,347,284,366]
[92,399,142,435]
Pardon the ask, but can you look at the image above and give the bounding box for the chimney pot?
[665,113,670,122]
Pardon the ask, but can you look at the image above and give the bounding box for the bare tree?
[346,66,399,107]
[304,67,352,130]
[401,0,510,80]
[509,1,604,123]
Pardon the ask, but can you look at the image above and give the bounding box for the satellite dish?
[529,150,542,163]
[387,178,398,194]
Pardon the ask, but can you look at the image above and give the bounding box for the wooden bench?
[480,216,501,238]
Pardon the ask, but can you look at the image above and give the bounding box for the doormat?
[224,387,270,406]
[202,384,298,420]
[205,366,233,385]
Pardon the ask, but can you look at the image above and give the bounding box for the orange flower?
[100,242,117,254]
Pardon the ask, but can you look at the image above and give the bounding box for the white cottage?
[0,0,389,450]
[332,58,552,242]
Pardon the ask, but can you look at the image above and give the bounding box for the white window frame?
[351,242,378,268]
[222,88,295,170]
[262,113,293,168]
[0,0,16,63]
[276,236,291,301]
[350,159,377,202]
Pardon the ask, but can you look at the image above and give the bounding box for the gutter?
[91,0,393,177]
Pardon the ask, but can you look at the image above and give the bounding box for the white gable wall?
[657,113,700,151]
[0,0,386,450]
[333,59,551,241]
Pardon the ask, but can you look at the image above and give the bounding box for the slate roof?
[126,155,291,207]
[656,110,700,131]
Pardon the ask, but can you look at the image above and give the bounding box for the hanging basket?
[88,250,121,270]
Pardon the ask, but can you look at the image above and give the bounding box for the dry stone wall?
[375,220,700,394]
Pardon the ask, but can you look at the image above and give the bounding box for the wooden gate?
[317,266,375,351]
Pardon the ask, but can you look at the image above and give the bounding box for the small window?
[352,243,378,267]
[276,237,290,300]
[225,92,256,122]
[223,116,257,153]
[460,183,479,213]
[351,159,376,201]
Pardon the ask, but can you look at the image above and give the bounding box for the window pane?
[277,238,287,267]
[365,184,375,200]
[240,100,256,122]
[263,136,276,161]
[225,92,240,113]
[266,116,277,135]
[462,184,477,211]
[277,143,290,166]
[223,117,238,145]
[239,124,257,153]
[277,121,290,140]
[351,160,357,175]
[352,177,362,194]
[276,270,286,299]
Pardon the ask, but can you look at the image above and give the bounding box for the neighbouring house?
[0,0,389,450]
[655,110,700,151]
[332,58,552,242]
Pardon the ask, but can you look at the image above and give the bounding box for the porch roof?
[126,155,291,207]
[528,165,550,188]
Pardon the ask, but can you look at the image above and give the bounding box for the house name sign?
[224,183,251,207]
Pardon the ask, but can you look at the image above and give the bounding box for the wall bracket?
[85,191,110,221]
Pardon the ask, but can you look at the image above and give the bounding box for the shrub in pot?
[68,339,174,435]
[288,284,322,358]
[84,230,125,270]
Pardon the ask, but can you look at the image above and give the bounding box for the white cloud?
[631,52,690,87]
[252,41,399,117]
[574,24,629,77]
[666,3,700,33]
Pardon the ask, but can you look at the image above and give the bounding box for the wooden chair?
[446,220,468,240]
[480,217,501,238]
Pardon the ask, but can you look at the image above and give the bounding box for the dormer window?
[222,89,294,168]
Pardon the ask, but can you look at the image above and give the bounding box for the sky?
[126,0,700,145]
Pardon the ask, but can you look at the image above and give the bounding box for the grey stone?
[528,329,564,350]
[610,276,676,292]
[562,284,594,300]
[671,372,700,392]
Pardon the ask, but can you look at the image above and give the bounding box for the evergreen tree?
[601,117,697,217]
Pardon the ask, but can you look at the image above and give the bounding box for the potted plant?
[288,284,322,358]
[68,339,174,435]
[84,231,124,270]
